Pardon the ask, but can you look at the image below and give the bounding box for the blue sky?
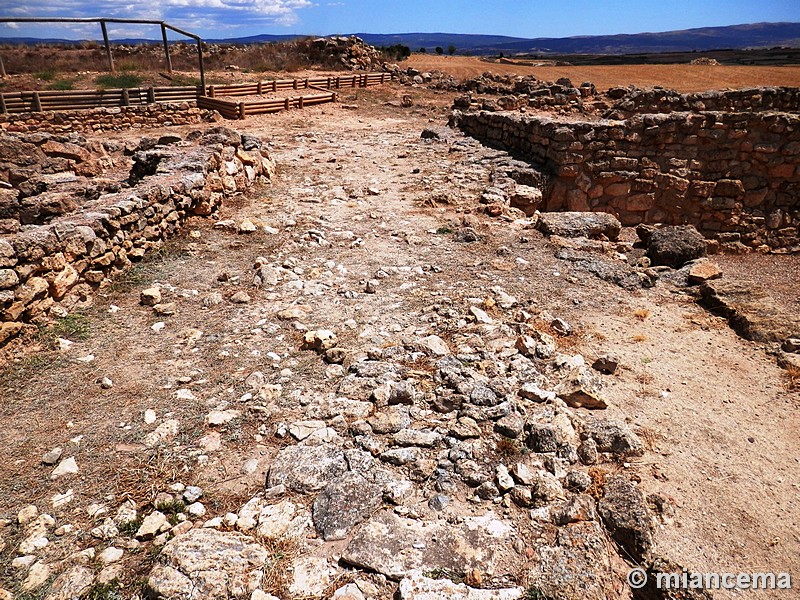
[1,0,797,40]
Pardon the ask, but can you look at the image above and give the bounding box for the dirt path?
[582,294,800,591]
[1,87,799,598]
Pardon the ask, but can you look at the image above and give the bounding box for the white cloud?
[1,0,314,30]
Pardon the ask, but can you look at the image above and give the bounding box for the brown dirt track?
[406,55,800,92]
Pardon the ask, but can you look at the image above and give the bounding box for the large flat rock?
[266,443,348,494]
[537,211,621,240]
[146,529,270,599]
[341,509,518,581]
[398,570,524,599]
[698,280,800,343]
[312,472,386,541]
[528,521,618,600]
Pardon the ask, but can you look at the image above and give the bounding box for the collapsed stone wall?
[455,110,800,251]
[0,127,275,344]
[606,86,800,119]
[0,102,220,135]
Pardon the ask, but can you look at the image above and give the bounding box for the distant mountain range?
[2,22,799,56]
[358,22,800,55]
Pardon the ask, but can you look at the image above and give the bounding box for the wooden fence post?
[299,96,304,109]
[238,102,246,119]
[161,23,173,73]
[100,21,115,73]
[32,92,42,112]
[257,81,263,95]
[0,94,6,114]
[208,86,215,98]
[196,39,206,94]
[121,88,130,107]
[147,86,156,104]
[284,98,290,111]
[0,55,6,79]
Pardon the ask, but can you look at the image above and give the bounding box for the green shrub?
[51,313,91,341]
[48,79,74,90]
[169,74,202,87]
[95,73,144,89]
[36,68,58,81]
[86,579,124,600]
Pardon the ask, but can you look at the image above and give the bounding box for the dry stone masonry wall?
[455,108,800,251]
[0,127,275,344]
[605,86,800,119]
[0,103,220,136]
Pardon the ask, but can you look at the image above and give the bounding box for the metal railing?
[0,17,206,89]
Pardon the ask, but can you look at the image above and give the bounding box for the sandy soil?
[406,55,800,92]
[0,83,799,597]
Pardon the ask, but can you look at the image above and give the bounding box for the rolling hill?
[1,22,798,56]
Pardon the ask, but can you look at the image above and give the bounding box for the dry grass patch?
[783,365,800,391]
[585,467,608,500]
[110,447,192,507]
[496,436,524,458]
[638,426,659,451]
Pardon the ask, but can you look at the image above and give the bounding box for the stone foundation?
[0,102,220,135]
[454,109,800,251]
[0,127,275,344]
[605,86,800,119]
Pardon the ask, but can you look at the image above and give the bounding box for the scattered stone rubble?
[2,282,673,598]
[0,124,698,600]
[0,83,794,599]
[389,66,799,122]
[388,68,604,114]
[311,36,386,71]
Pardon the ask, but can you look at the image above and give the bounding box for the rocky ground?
[0,85,798,600]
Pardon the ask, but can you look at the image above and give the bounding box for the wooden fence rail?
[198,90,338,119]
[0,73,389,115]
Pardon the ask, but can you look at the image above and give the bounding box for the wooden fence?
[199,89,337,119]
[0,86,200,114]
[0,73,390,115]
[197,73,388,119]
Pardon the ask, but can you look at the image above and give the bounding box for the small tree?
[447,44,456,56]
[435,46,444,55]
[418,47,426,53]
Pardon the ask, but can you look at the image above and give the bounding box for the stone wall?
[0,127,275,344]
[606,86,800,119]
[455,110,800,250]
[0,103,219,135]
